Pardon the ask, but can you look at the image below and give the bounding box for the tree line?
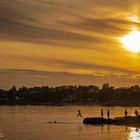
[0,83,140,105]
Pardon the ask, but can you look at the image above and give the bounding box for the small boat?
[83,116,140,127]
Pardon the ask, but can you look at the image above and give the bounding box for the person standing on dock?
[107,110,110,119]
[125,110,128,118]
[101,109,104,118]
[77,110,83,118]
[135,110,138,116]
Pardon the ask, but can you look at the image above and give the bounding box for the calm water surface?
[0,105,140,140]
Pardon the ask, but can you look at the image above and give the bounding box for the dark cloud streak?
[0,17,95,45]
[0,0,137,47]
[16,56,140,75]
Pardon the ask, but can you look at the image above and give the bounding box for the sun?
[119,28,140,53]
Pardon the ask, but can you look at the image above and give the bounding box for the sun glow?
[119,28,140,53]
[129,16,140,23]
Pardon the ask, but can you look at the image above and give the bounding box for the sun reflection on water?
[129,128,140,140]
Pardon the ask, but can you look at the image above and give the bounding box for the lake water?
[0,105,140,140]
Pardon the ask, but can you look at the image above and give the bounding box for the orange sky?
[0,0,140,89]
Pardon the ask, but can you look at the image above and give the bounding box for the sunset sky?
[1,0,140,89]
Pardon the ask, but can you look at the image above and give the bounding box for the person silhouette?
[101,109,104,118]
[135,110,138,116]
[107,110,110,119]
[77,110,83,118]
[125,110,128,118]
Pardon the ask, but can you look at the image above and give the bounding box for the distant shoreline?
[1,84,140,107]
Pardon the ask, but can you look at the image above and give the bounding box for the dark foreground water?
[0,105,140,140]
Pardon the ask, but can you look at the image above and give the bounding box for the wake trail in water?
[46,120,82,124]
[0,130,4,138]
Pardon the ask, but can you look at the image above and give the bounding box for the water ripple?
[0,130,4,138]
